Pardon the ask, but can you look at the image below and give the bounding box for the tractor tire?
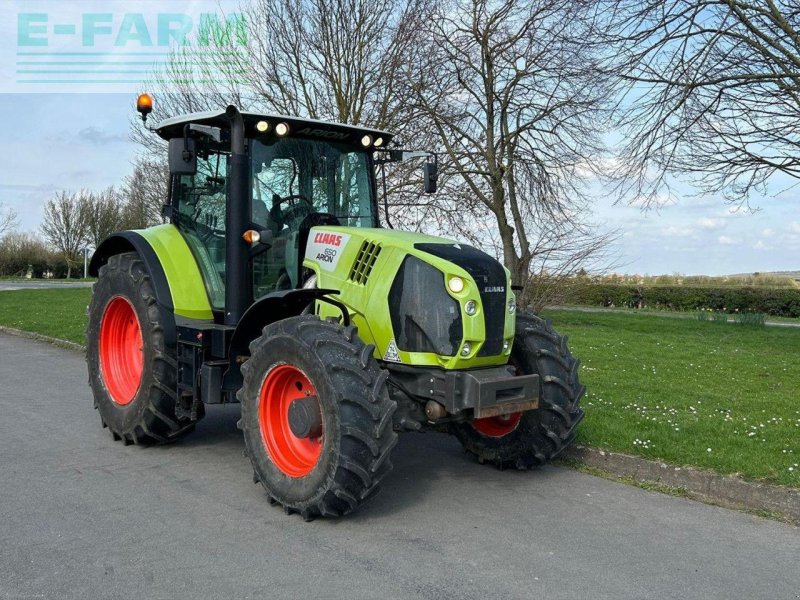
[238,316,397,519]
[452,312,585,469]
[86,252,197,444]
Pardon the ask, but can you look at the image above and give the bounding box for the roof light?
[256,120,270,133]
[275,122,290,137]
[360,134,373,147]
[136,93,153,123]
[374,137,384,147]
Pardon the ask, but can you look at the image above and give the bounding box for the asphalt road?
[1,334,798,600]
[0,281,93,292]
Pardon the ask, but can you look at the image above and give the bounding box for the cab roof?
[154,110,394,147]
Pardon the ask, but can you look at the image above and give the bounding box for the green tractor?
[86,96,584,519]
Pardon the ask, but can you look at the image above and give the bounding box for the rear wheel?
[87,252,198,444]
[239,316,397,519]
[452,312,585,469]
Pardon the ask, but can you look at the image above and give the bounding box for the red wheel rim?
[99,296,144,406]
[472,412,522,437]
[259,364,323,477]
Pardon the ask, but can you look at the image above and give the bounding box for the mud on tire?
[238,316,397,520]
[452,312,585,469]
[86,252,199,444]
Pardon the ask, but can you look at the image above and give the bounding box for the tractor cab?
[153,109,391,318]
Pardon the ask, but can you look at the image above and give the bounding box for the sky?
[0,1,798,276]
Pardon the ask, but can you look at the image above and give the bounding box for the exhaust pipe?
[224,105,249,326]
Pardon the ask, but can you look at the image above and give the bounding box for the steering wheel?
[272,194,314,228]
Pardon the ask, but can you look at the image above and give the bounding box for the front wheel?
[238,316,397,519]
[452,312,585,469]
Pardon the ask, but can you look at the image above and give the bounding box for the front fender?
[223,288,346,391]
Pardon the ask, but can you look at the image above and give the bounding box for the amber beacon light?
[136,93,154,123]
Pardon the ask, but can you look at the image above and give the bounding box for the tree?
[0,231,53,277]
[603,0,800,205]
[40,191,89,278]
[85,187,125,249]
[120,155,169,229]
[132,0,432,224]
[406,0,616,304]
[0,203,18,237]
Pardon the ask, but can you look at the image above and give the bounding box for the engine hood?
[302,226,514,369]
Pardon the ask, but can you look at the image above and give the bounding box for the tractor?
[86,95,584,520]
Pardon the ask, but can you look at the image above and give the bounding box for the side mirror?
[169,137,197,175]
[424,161,438,194]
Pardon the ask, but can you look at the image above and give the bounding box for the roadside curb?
[561,445,800,525]
[0,326,84,354]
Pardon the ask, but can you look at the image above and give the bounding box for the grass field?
[542,309,800,487]
[0,288,90,344]
[0,288,797,487]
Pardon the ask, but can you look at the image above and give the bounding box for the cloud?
[77,127,127,146]
[697,217,725,230]
[662,225,694,237]
[754,240,770,250]
[717,235,736,245]
[790,222,800,233]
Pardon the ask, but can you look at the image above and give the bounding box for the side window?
[174,152,228,310]
[335,153,372,227]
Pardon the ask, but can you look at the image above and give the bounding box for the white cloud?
[718,235,736,245]
[754,240,770,250]
[761,228,774,237]
[789,222,800,233]
[662,225,694,237]
[697,217,725,230]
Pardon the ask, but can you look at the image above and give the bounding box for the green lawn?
[0,288,91,344]
[0,288,797,487]
[543,309,800,487]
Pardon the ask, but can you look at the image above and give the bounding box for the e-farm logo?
[7,2,247,93]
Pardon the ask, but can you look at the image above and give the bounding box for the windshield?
[251,138,377,231]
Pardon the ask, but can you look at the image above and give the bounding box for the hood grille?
[349,240,382,284]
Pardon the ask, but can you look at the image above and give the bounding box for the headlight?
[461,342,472,356]
[448,276,464,293]
[464,300,477,315]
[507,296,517,313]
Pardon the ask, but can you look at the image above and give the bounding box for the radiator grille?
[349,240,382,284]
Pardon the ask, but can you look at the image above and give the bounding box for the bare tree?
[40,191,90,278]
[85,187,125,249]
[131,0,432,224]
[0,203,18,237]
[603,0,800,205]
[120,155,169,229]
[406,0,616,305]
[135,0,428,134]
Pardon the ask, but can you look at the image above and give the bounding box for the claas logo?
[313,232,343,247]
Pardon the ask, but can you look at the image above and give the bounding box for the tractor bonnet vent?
[349,240,382,284]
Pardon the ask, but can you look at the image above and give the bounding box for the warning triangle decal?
[384,339,401,363]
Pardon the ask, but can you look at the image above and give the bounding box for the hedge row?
[563,284,800,317]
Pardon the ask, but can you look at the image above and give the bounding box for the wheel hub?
[288,396,323,439]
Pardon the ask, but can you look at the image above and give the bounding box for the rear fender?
[90,232,175,311]
[89,231,178,347]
